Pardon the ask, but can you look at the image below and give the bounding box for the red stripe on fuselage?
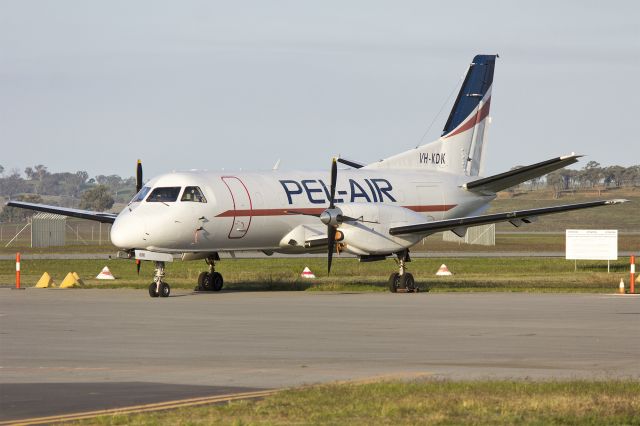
[215,205,457,218]
[444,97,491,139]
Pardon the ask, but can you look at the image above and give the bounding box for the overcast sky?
[1,1,639,179]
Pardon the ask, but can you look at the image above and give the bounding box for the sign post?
[631,255,636,294]
[15,252,22,290]
[565,230,618,272]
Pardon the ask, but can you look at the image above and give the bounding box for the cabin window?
[130,186,151,203]
[146,187,181,203]
[181,186,207,203]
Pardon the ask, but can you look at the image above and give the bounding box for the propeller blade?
[136,160,143,193]
[326,157,339,274]
[285,210,321,217]
[340,215,379,224]
[329,158,337,210]
[327,225,335,274]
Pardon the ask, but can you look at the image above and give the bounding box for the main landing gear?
[389,250,418,293]
[195,254,224,292]
[149,261,171,298]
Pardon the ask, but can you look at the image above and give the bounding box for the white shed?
[443,224,495,246]
[31,213,66,247]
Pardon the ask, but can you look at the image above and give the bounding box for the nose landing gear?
[196,254,224,292]
[149,261,171,297]
[389,250,418,293]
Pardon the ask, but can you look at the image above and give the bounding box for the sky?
[1,0,639,179]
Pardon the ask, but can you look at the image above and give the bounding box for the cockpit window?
[130,186,151,203]
[146,187,181,203]
[181,186,207,203]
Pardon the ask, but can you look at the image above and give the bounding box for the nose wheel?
[195,255,224,292]
[149,261,170,298]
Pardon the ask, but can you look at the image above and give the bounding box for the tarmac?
[1,289,639,422]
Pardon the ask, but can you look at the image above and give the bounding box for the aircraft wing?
[389,199,628,237]
[5,201,117,224]
[464,154,581,195]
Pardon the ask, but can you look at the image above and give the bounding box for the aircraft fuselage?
[110,169,493,254]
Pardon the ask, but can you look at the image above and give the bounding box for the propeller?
[326,158,338,274]
[136,159,143,193]
[135,159,143,275]
[287,158,377,274]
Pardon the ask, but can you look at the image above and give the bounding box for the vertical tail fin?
[366,54,497,176]
[441,54,496,176]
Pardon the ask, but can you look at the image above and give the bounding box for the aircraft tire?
[159,282,171,297]
[212,272,224,291]
[148,283,159,298]
[201,273,214,291]
[196,272,208,291]
[388,273,400,293]
[401,273,416,292]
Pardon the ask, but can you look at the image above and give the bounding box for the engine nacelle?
[335,203,428,255]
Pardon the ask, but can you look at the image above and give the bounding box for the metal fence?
[2,218,113,247]
[443,224,496,246]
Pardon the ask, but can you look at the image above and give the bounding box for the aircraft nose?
[110,213,145,249]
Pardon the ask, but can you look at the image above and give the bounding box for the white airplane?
[8,54,627,297]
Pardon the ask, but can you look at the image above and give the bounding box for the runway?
[1,290,639,422]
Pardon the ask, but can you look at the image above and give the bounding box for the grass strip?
[0,257,632,293]
[73,380,640,425]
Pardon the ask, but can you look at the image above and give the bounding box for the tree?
[24,164,50,194]
[79,185,114,211]
[622,165,640,187]
[0,170,29,197]
[582,161,603,188]
[603,165,625,187]
[0,165,4,176]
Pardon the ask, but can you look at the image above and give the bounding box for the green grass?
[1,257,633,293]
[74,380,640,425]
[490,187,639,232]
[415,232,637,253]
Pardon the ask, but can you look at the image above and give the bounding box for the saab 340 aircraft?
[8,54,627,297]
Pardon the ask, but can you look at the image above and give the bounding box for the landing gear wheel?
[159,282,171,297]
[196,272,208,291]
[388,272,400,293]
[212,272,224,291]
[198,272,214,291]
[401,273,416,292]
[148,283,159,298]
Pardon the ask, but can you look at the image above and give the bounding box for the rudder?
[366,54,498,176]
[442,54,496,176]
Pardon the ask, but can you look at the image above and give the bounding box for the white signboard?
[566,230,618,261]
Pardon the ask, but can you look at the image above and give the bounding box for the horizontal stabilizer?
[5,201,117,224]
[389,199,628,236]
[464,154,582,194]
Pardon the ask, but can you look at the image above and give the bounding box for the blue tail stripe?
[442,54,497,136]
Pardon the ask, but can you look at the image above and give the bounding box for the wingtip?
[606,199,630,205]
[560,153,584,160]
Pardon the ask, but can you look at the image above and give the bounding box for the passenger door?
[221,176,253,239]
